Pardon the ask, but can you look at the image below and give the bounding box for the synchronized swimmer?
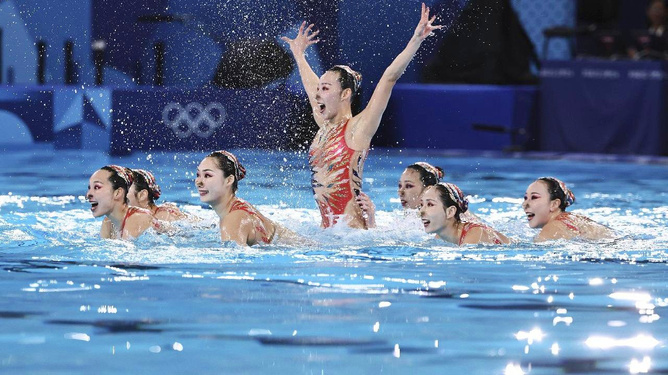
[86,165,155,239]
[523,177,613,242]
[282,3,443,229]
[83,4,615,246]
[195,150,301,246]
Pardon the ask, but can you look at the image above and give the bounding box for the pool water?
[1,147,667,374]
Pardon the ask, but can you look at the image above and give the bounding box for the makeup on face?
[398,169,424,209]
[523,181,552,228]
[87,170,114,218]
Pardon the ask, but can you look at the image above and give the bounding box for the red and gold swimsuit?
[459,222,505,246]
[114,206,152,238]
[154,204,183,219]
[555,212,580,234]
[308,119,368,228]
[229,198,272,244]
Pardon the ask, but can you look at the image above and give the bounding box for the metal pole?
[92,40,106,86]
[154,41,164,86]
[0,28,3,84]
[64,40,75,85]
[37,40,47,84]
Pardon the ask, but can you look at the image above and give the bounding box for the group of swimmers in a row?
[85,153,613,246]
[86,3,613,246]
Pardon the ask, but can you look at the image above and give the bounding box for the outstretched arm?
[351,3,442,148]
[282,22,324,127]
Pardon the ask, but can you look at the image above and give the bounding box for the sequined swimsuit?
[554,212,580,234]
[229,198,272,244]
[459,222,505,246]
[308,119,368,228]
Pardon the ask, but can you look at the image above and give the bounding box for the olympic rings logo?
[161,102,227,139]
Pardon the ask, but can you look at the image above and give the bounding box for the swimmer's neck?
[107,204,129,232]
[210,192,237,219]
[148,203,159,216]
[436,221,462,245]
[323,112,352,127]
[547,210,567,223]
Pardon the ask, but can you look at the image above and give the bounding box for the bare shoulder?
[127,209,153,225]
[535,220,576,242]
[572,213,614,240]
[460,226,485,245]
[221,210,252,230]
[122,210,154,239]
[155,205,186,221]
[461,226,509,245]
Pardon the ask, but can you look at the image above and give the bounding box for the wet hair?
[130,169,161,204]
[327,65,362,114]
[538,177,575,211]
[206,150,246,193]
[433,182,469,222]
[101,165,132,204]
[407,162,445,187]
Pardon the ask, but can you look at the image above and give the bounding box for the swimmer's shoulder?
[123,207,154,239]
[535,219,577,242]
[460,224,510,245]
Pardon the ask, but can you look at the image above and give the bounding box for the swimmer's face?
[398,168,425,209]
[315,71,346,120]
[419,186,448,235]
[195,157,233,205]
[523,180,557,228]
[86,169,116,218]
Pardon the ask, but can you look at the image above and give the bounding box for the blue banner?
[539,60,668,156]
[110,86,307,155]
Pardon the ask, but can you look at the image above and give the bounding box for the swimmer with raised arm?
[195,150,298,247]
[523,177,613,242]
[128,169,189,222]
[282,3,442,229]
[420,183,510,245]
[86,165,154,240]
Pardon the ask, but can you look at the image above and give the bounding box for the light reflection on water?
[0,149,667,373]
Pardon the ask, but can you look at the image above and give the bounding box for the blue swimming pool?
[1,147,667,374]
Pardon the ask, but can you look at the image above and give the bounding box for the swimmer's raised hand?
[413,2,443,41]
[281,21,320,56]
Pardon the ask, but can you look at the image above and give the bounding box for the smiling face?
[86,169,117,218]
[195,157,232,205]
[398,168,426,209]
[523,180,559,228]
[419,186,449,234]
[315,70,348,121]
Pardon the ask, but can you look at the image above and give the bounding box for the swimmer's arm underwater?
[350,3,442,147]
[282,22,323,127]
